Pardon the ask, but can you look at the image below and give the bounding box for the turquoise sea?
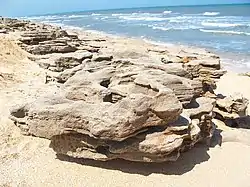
[21,3,250,71]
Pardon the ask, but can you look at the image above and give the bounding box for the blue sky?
[0,0,249,16]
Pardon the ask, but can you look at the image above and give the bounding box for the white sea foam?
[169,19,186,23]
[203,12,220,16]
[200,29,250,36]
[173,26,202,30]
[26,16,45,20]
[149,24,201,31]
[25,15,68,21]
[201,22,243,28]
[132,12,151,15]
[168,16,191,23]
[41,20,62,23]
[68,15,87,18]
[100,16,109,20]
[111,13,124,16]
[151,26,170,31]
[44,16,64,20]
[119,16,168,21]
[28,16,54,20]
[143,38,175,47]
[94,16,109,20]
[91,13,101,16]
[163,10,172,14]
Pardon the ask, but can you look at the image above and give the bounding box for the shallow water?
[20,3,250,71]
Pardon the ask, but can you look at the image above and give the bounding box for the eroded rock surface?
[4,18,247,162]
[214,93,249,128]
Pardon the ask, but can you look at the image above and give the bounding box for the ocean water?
[21,4,250,71]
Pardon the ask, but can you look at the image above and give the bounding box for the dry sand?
[1,33,250,187]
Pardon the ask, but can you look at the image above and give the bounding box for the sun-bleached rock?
[183,58,223,79]
[9,60,216,162]
[213,93,249,128]
[215,93,248,119]
[23,41,78,55]
[37,51,93,72]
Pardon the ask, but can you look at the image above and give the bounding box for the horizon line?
[19,2,250,17]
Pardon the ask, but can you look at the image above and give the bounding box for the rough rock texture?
[4,17,247,162]
[10,59,215,162]
[24,42,78,55]
[0,18,28,33]
[37,51,93,72]
[213,93,249,128]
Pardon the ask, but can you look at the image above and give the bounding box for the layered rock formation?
[214,93,249,128]
[4,18,248,162]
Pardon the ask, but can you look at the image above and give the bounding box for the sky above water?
[0,0,249,16]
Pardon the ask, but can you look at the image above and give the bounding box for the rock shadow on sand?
[56,143,210,176]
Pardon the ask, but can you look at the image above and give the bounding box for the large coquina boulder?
[10,58,216,162]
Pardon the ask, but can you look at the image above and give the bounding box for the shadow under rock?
[210,128,222,147]
[235,115,250,129]
[216,94,226,99]
[56,143,210,176]
[184,97,200,109]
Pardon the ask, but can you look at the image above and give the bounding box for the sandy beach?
[1,18,250,187]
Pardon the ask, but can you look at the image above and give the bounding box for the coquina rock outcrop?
[214,93,249,128]
[3,18,248,162]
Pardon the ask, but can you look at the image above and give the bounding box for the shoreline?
[41,21,250,73]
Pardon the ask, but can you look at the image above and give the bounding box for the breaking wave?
[200,29,250,36]
[151,26,170,31]
[111,13,124,16]
[119,16,168,21]
[163,10,172,14]
[203,12,220,16]
[149,24,201,31]
[201,22,243,28]
[68,15,88,18]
